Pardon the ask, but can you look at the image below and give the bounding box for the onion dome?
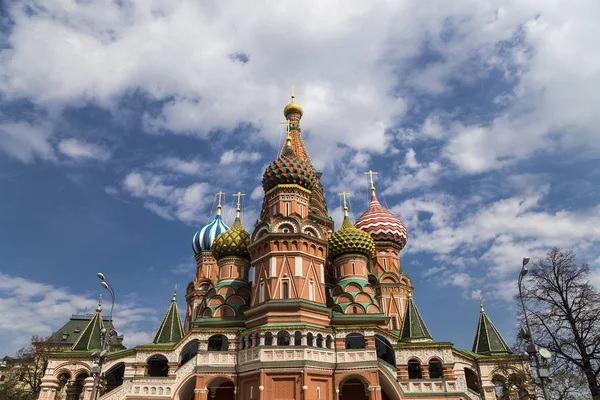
[329,203,376,259]
[262,137,316,192]
[192,200,229,255]
[211,199,251,260]
[284,94,303,118]
[355,182,408,250]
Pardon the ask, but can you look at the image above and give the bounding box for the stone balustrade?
[398,379,457,393]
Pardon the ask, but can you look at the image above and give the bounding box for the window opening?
[408,359,422,379]
[428,359,443,379]
[282,281,289,299]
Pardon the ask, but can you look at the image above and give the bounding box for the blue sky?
[1,0,600,357]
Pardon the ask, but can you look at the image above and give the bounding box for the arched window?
[375,335,395,366]
[326,335,332,349]
[294,331,302,346]
[147,354,169,377]
[492,377,507,400]
[464,368,480,393]
[408,359,422,379]
[307,333,314,347]
[391,317,398,330]
[277,331,290,346]
[208,335,229,352]
[345,333,366,349]
[428,359,443,379]
[179,339,199,366]
[316,334,323,348]
[509,374,529,400]
[352,306,358,314]
[264,332,273,346]
[309,280,315,301]
[282,281,289,299]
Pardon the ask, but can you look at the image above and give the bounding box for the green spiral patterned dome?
[262,143,316,192]
[212,217,251,260]
[328,216,376,259]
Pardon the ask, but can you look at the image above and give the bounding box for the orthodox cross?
[338,191,351,216]
[280,119,292,134]
[233,191,246,218]
[216,191,225,206]
[364,170,378,188]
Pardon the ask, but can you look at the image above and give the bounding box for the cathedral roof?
[212,214,251,261]
[193,203,229,255]
[262,140,316,193]
[71,296,105,351]
[400,295,432,342]
[329,214,376,259]
[355,188,408,250]
[153,290,184,344]
[472,298,512,355]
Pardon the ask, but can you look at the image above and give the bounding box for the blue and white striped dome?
[193,214,229,254]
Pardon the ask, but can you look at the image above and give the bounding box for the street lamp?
[89,273,116,400]
[518,257,550,400]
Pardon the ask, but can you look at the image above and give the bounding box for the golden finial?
[478,295,484,312]
[96,294,103,312]
[216,191,225,215]
[284,86,303,117]
[233,192,246,219]
[338,191,351,217]
[408,291,413,298]
[172,285,177,302]
[364,170,378,197]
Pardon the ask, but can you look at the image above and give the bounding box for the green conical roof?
[472,299,512,355]
[153,290,184,344]
[71,296,105,351]
[400,295,432,342]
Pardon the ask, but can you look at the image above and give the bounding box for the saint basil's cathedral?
[37,96,530,400]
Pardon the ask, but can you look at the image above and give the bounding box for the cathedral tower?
[355,172,411,332]
[184,192,229,331]
[246,96,331,328]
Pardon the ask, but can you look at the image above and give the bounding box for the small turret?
[472,297,512,355]
[399,293,432,342]
[153,288,184,344]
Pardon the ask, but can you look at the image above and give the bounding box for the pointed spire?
[400,293,432,341]
[153,289,184,344]
[72,295,105,351]
[472,297,512,355]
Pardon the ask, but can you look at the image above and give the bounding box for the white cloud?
[0,122,54,163]
[0,272,156,356]
[58,138,111,161]
[219,150,261,165]
[158,157,206,175]
[123,172,210,223]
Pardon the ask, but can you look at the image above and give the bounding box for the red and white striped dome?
[355,193,408,250]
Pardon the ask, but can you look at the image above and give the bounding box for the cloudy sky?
[1,0,599,357]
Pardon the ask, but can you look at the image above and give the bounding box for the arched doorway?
[104,363,125,394]
[340,377,368,400]
[180,339,199,365]
[66,372,88,400]
[207,377,235,400]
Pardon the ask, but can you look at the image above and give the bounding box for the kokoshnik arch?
[37,95,532,400]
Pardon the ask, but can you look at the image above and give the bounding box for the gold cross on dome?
[338,191,351,216]
[232,191,246,209]
[216,191,225,207]
[364,170,378,188]
[280,119,292,134]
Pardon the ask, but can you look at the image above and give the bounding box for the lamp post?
[89,272,115,400]
[518,257,550,400]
